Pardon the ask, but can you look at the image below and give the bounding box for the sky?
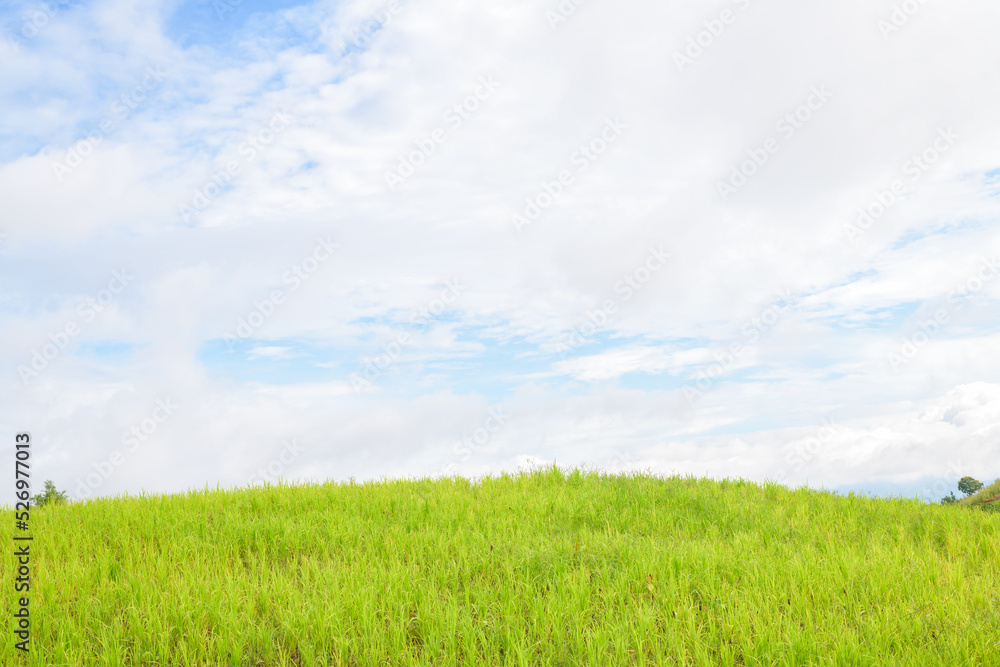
[2,0,999,505]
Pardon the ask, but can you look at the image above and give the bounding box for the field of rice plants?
[3,466,999,666]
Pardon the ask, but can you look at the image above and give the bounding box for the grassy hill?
[957,477,1000,510]
[3,466,998,666]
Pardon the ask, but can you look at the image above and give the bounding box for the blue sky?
[2,0,999,504]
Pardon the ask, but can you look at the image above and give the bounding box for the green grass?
[3,466,999,666]
[958,478,1000,509]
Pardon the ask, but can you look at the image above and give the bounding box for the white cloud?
[2,0,999,503]
[246,345,296,360]
[551,345,699,382]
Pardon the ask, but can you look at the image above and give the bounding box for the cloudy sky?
[2,0,999,505]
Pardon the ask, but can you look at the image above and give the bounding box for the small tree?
[958,476,984,497]
[940,491,957,505]
[31,480,68,508]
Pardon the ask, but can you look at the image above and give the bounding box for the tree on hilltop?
[958,477,984,497]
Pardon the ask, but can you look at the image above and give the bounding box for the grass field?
[3,466,999,666]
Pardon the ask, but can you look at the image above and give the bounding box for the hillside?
[3,467,999,666]
[958,477,1000,509]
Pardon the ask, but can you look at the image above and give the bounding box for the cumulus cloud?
[1,0,998,504]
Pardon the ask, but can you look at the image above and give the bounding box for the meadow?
[3,466,998,666]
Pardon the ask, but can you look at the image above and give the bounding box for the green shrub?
[31,480,68,508]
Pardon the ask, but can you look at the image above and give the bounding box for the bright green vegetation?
[958,477,1000,510]
[28,480,69,508]
[3,467,998,666]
